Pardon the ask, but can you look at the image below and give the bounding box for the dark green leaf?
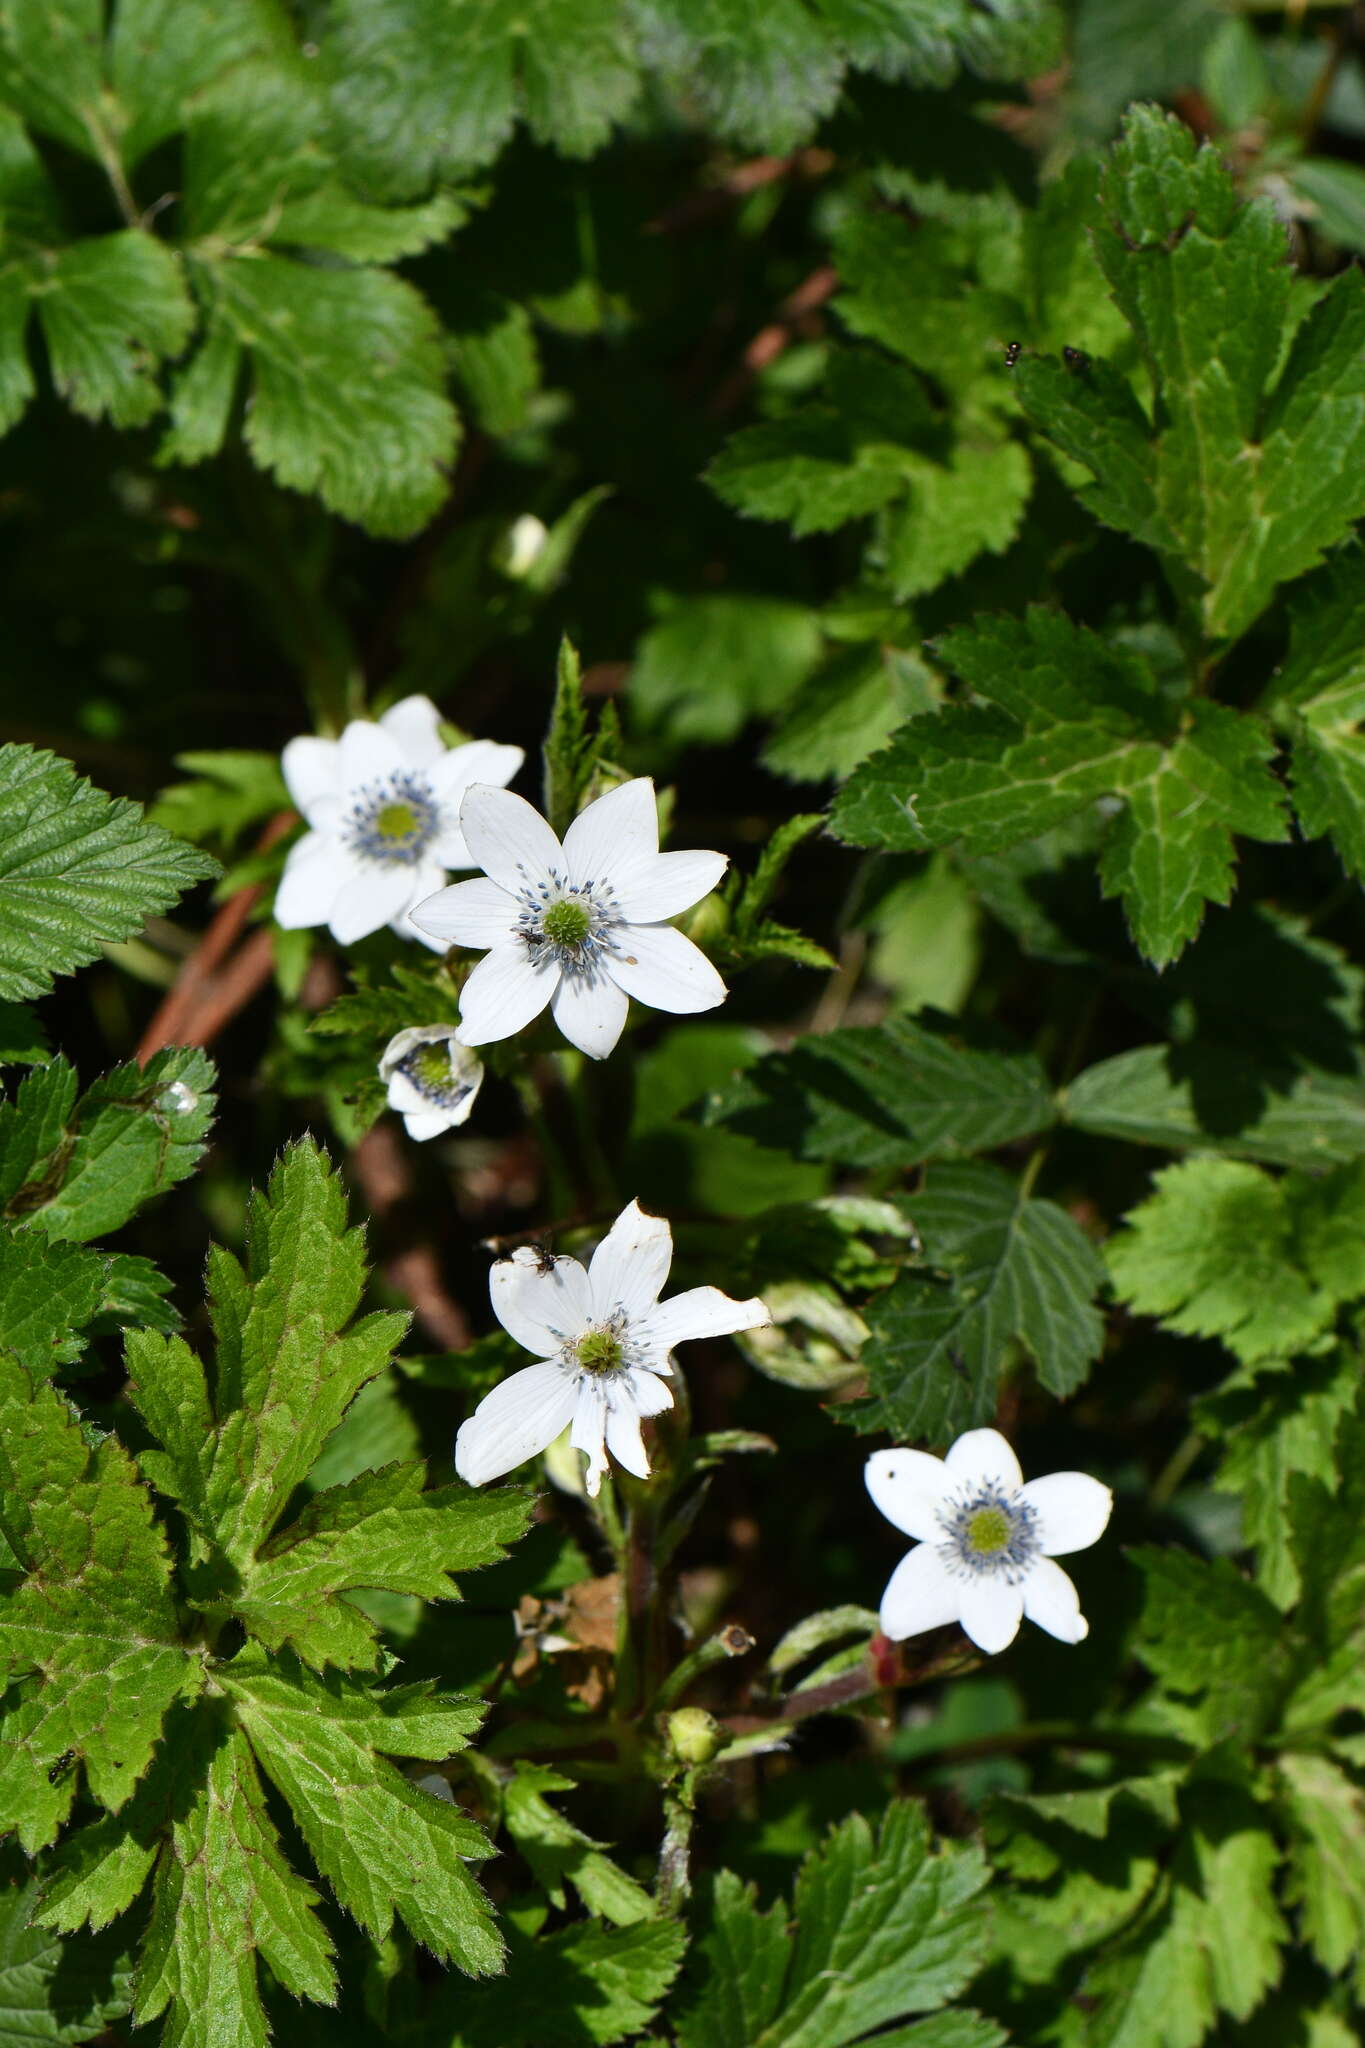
[853,1160,1105,1441]
[704,1013,1054,1170]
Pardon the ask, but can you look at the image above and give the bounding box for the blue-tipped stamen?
[511,865,624,979]
[343,772,441,867]
[938,1483,1040,1583]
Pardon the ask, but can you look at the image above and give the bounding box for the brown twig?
[135,811,295,1065]
[709,263,840,417]
[647,149,834,235]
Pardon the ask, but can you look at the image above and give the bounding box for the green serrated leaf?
[1106,1157,1365,1368]
[1017,107,1365,645]
[1065,1043,1365,1169]
[134,1709,336,2048]
[1131,1547,1288,1747]
[853,1160,1105,1441]
[503,1764,656,1926]
[27,1049,216,1243]
[1084,1778,1286,2048]
[165,251,459,539]
[1203,1348,1358,1609]
[127,1139,408,1564]
[0,1360,198,1845]
[0,1845,134,2045]
[704,1012,1054,1170]
[324,0,640,195]
[830,611,1288,966]
[236,1463,531,1671]
[1278,1751,1365,1984]
[431,1914,687,2047]
[0,1230,106,1380]
[675,1801,993,2048]
[0,747,218,1004]
[224,1649,502,1973]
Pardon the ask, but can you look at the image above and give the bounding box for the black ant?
[1004,340,1022,368]
[528,1242,557,1276]
[47,1750,75,1784]
[1063,345,1091,373]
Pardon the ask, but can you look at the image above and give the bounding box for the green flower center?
[412,1041,454,1090]
[375,800,420,842]
[542,899,592,947]
[966,1506,1011,1556]
[575,1329,624,1375]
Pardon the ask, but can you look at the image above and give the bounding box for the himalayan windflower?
[455,1199,769,1495]
[410,778,728,1059]
[275,695,523,948]
[866,1428,1112,1655]
[379,1024,483,1142]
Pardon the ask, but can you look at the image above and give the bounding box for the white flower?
[865,1427,1112,1655]
[379,1024,483,1142]
[410,778,729,1059]
[275,695,524,950]
[456,1199,769,1496]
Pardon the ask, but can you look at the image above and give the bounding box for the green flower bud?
[664,1707,729,1767]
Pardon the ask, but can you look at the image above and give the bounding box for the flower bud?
[664,1707,728,1767]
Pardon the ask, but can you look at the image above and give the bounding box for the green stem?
[1150,1425,1207,1509]
[651,1626,755,1714]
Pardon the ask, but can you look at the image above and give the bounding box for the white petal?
[562,778,659,891]
[606,923,728,1017]
[491,1249,593,1354]
[635,1285,770,1354]
[588,1200,673,1320]
[281,736,341,822]
[615,849,729,923]
[390,860,453,950]
[550,971,629,1060]
[571,1381,610,1496]
[403,1107,457,1142]
[386,1070,428,1113]
[429,740,525,805]
[459,783,563,895]
[378,1022,461,1077]
[959,1576,1025,1654]
[1022,1557,1089,1643]
[879,1544,962,1640]
[455,1361,578,1486]
[379,694,445,766]
[945,1428,1024,1494]
[327,865,413,945]
[604,1398,651,1480]
[457,944,559,1046]
[338,718,405,790]
[624,1366,675,1417]
[1019,1472,1113,1557]
[412,876,517,949]
[274,832,343,927]
[864,1448,952,1542]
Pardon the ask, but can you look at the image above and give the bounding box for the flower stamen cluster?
[514,870,622,977]
[343,772,441,868]
[938,1484,1040,1582]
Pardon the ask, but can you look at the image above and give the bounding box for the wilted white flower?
[866,1427,1112,1655]
[275,695,523,949]
[411,778,728,1059]
[379,1024,483,1142]
[456,1199,769,1496]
